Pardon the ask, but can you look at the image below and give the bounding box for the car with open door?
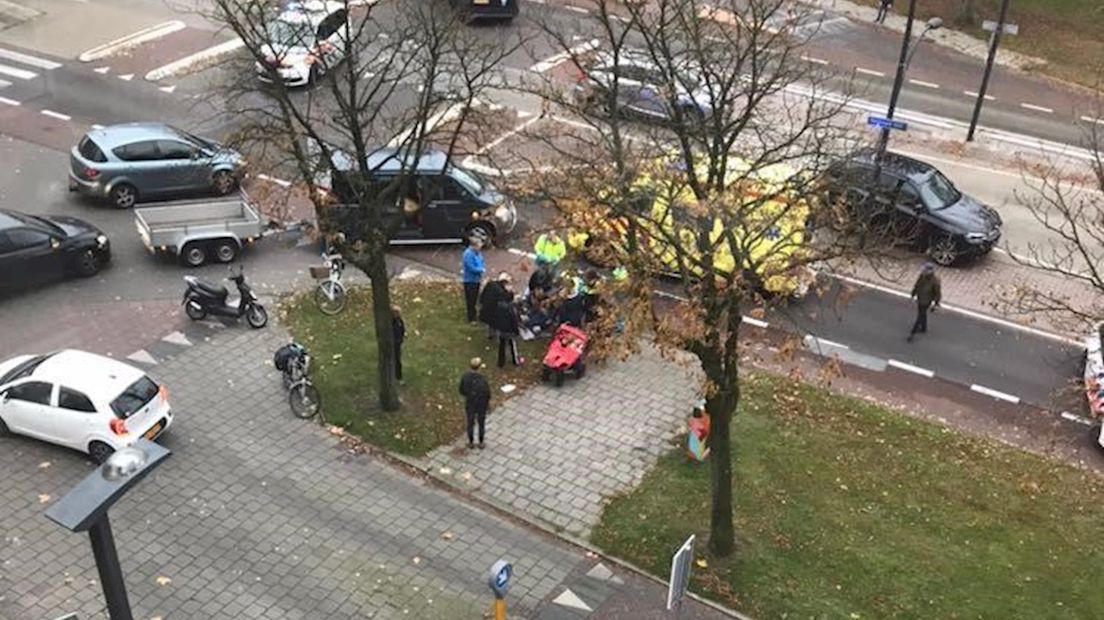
[256,0,350,87]
[0,209,110,292]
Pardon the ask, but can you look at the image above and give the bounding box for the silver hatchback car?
[68,123,245,208]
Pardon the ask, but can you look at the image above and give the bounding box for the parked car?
[318,147,518,247]
[450,0,519,23]
[255,0,349,87]
[0,350,173,463]
[1082,324,1104,448]
[69,123,245,209]
[0,209,110,292]
[573,49,712,123]
[821,149,1002,266]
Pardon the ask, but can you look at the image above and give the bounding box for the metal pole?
[876,0,918,159]
[966,0,1011,141]
[88,516,134,620]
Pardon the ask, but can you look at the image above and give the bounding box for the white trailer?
[134,196,266,267]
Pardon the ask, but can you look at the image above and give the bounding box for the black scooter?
[182,266,268,328]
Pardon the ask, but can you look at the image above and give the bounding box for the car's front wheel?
[88,440,115,464]
[73,249,103,277]
[928,234,960,266]
[212,170,237,196]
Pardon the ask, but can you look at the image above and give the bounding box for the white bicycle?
[311,252,347,315]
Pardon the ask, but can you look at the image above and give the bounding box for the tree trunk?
[706,384,737,557]
[366,249,401,412]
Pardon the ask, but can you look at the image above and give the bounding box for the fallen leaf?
[695,559,708,568]
[37,494,50,504]
[500,384,516,394]
[439,467,453,475]
[440,531,454,541]
[155,576,172,586]
[412,556,422,565]
[38,461,51,469]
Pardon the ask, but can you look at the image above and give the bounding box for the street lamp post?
[876,0,943,158]
[45,440,172,620]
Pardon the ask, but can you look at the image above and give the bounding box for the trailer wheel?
[212,239,239,263]
[181,242,208,267]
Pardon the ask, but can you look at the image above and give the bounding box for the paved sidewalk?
[422,343,700,539]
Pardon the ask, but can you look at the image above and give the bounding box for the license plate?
[144,421,164,440]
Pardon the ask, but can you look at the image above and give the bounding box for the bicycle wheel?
[289,382,322,419]
[314,280,347,316]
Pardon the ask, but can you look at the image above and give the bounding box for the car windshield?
[110,376,159,419]
[450,166,485,196]
[918,171,961,210]
[171,126,215,152]
[28,215,64,236]
[267,19,314,48]
[0,353,53,385]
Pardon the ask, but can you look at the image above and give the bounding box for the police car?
[255,1,350,87]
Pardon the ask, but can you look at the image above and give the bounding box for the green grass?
[592,373,1104,619]
[855,0,1104,87]
[281,281,544,457]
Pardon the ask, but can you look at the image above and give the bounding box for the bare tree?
[523,0,869,556]
[208,0,521,411]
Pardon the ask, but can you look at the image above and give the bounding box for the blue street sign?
[867,116,908,131]
[488,560,513,598]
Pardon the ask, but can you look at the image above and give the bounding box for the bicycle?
[311,252,347,315]
[275,343,323,419]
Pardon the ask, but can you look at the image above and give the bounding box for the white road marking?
[909,79,940,89]
[0,63,36,80]
[0,78,9,88]
[964,90,994,101]
[529,38,600,73]
[162,331,192,346]
[0,95,20,106]
[1019,102,1053,114]
[888,359,935,378]
[91,124,104,129]
[564,4,589,13]
[1060,411,1094,426]
[808,335,850,350]
[79,21,187,62]
[0,48,61,70]
[801,55,829,65]
[117,73,134,81]
[741,316,769,328]
[93,66,110,74]
[855,67,885,78]
[388,101,464,148]
[126,350,158,365]
[39,109,70,120]
[159,85,176,93]
[145,37,245,81]
[827,271,1082,347]
[1081,116,1104,125]
[970,384,1020,404]
[257,173,292,188]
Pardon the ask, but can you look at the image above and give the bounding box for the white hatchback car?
[0,350,173,462]
[1083,326,1104,448]
[255,1,350,87]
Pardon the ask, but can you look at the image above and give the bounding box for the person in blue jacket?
[461,240,486,323]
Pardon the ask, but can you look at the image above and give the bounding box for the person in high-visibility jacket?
[534,231,566,267]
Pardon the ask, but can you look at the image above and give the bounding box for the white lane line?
[79,21,186,62]
[564,4,589,13]
[0,78,10,88]
[1060,411,1094,426]
[257,173,292,188]
[91,124,104,129]
[529,38,600,73]
[94,66,110,74]
[117,73,134,81]
[964,90,995,101]
[0,63,37,80]
[810,336,850,350]
[909,79,940,89]
[1081,116,1104,125]
[0,95,20,106]
[827,271,1082,347]
[887,359,935,378]
[126,350,158,365]
[162,331,192,346]
[969,384,1020,404]
[855,67,885,78]
[0,48,61,70]
[507,247,537,259]
[1020,102,1054,114]
[145,37,244,81]
[741,316,769,328]
[801,55,829,65]
[40,109,70,120]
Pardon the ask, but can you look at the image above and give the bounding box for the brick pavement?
[422,343,701,539]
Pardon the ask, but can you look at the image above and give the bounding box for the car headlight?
[96,234,108,247]
[494,204,517,233]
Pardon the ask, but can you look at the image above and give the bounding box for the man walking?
[391,305,405,383]
[461,240,485,324]
[908,263,941,342]
[874,0,892,23]
[459,357,491,449]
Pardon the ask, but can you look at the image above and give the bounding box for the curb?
[145,37,244,82]
[78,21,186,62]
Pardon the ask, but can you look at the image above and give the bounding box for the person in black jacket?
[391,305,405,382]
[491,292,524,368]
[459,357,491,449]
[479,273,512,339]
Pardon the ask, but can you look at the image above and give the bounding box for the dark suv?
[823,149,1002,265]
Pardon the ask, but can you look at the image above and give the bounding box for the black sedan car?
[0,209,110,291]
[822,149,1002,265]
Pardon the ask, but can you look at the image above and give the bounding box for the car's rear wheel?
[212,170,237,196]
[109,183,137,209]
[88,440,114,464]
[181,242,207,267]
[928,235,960,266]
[74,249,102,277]
[212,239,239,263]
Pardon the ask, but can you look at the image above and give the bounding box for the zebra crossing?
[0,45,61,91]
